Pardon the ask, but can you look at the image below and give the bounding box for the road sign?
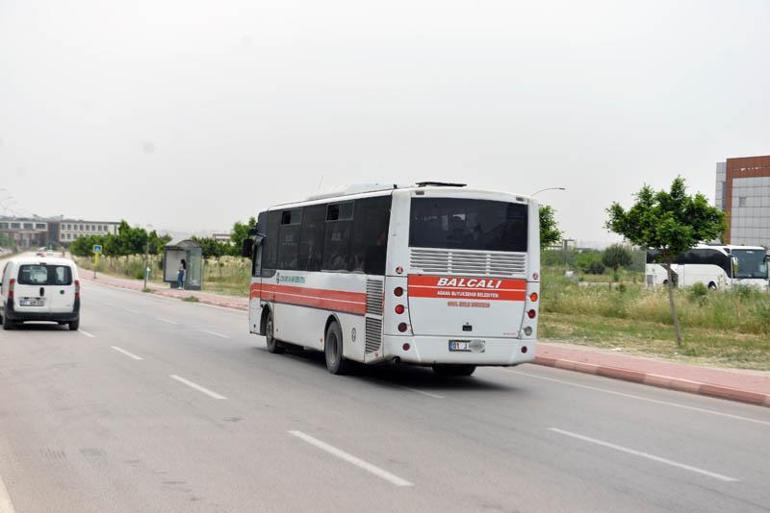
[93,244,103,254]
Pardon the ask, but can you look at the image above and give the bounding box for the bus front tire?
[324,322,349,375]
[432,364,476,377]
[265,311,284,354]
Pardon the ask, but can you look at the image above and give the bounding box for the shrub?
[688,282,709,303]
[586,261,606,275]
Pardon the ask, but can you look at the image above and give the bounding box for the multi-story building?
[715,155,770,248]
[0,216,120,248]
[0,217,50,248]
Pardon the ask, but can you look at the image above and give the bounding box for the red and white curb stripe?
[534,356,770,408]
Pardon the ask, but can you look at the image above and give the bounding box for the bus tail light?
[394,287,404,297]
[402,342,410,351]
[529,292,538,302]
[398,322,408,333]
[527,309,536,319]
[395,304,405,314]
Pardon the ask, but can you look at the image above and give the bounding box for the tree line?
[69,221,172,257]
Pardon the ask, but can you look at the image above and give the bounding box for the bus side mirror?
[241,238,254,258]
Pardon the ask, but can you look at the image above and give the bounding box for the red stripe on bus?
[407,275,526,301]
[249,283,366,315]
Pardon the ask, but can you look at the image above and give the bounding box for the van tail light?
[75,280,81,299]
[8,278,15,299]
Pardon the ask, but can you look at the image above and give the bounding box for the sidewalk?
[80,270,770,408]
[80,270,248,310]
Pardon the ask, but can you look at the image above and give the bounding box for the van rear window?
[18,265,73,286]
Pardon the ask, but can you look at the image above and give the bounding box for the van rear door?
[14,264,52,314]
[47,264,76,313]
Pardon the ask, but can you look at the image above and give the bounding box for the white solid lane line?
[170,375,227,400]
[508,369,770,427]
[289,430,413,487]
[156,317,179,325]
[199,329,230,339]
[0,471,16,513]
[78,329,96,338]
[111,346,143,360]
[549,428,739,482]
[402,386,444,399]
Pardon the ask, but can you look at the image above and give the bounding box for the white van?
[0,257,81,330]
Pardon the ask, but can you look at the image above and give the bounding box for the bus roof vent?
[415,181,467,188]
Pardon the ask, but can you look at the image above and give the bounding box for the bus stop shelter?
[163,239,203,290]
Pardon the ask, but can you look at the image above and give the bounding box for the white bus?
[243,182,541,376]
[646,244,768,290]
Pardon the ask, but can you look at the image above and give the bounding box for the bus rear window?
[409,198,527,252]
[18,265,73,285]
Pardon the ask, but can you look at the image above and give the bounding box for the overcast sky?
[1,0,768,242]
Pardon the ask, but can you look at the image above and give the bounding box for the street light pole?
[531,187,566,197]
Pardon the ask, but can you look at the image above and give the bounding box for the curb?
[534,356,770,408]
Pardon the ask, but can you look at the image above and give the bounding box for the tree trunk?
[664,262,683,347]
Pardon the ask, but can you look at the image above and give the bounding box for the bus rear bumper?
[383,334,536,366]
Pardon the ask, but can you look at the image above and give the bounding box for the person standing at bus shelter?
[177,258,187,289]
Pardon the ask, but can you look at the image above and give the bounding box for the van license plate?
[20,298,44,307]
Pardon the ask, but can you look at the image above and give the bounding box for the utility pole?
[143,225,153,290]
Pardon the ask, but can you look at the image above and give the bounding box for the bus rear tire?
[324,321,349,375]
[708,282,717,290]
[432,364,476,377]
[265,311,284,354]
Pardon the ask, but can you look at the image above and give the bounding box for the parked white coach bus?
[242,182,541,376]
[646,244,768,290]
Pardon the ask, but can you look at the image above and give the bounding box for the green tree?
[230,217,257,257]
[602,244,633,285]
[539,205,562,250]
[192,236,231,259]
[606,177,725,346]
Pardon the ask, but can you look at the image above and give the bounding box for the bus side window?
[299,204,325,272]
[262,211,281,274]
[253,212,268,277]
[323,202,353,271]
[278,208,301,270]
[350,196,391,275]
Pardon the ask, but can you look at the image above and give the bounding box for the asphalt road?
[1,279,769,513]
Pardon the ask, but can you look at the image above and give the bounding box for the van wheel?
[324,321,349,375]
[264,311,284,354]
[68,319,80,331]
[432,364,476,377]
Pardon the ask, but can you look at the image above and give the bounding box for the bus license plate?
[20,298,44,307]
[449,340,471,352]
[449,340,486,353]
